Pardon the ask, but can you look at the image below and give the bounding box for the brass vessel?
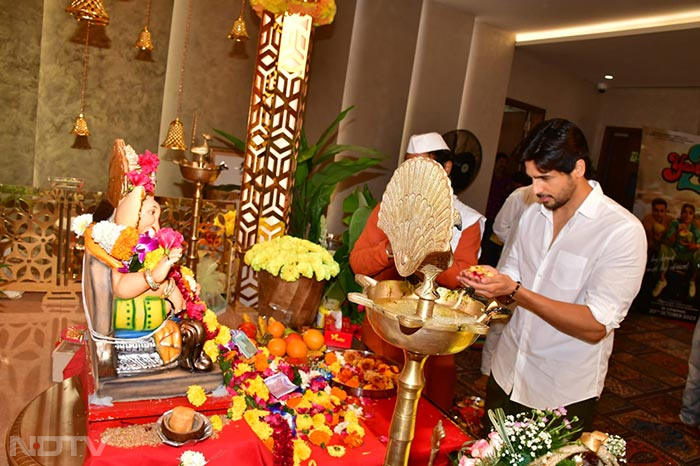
[175,133,228,270]
[349,276,507,466]
[347,157,507,466]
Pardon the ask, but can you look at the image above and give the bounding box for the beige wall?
[506,48,700,170]
[457,22,515,214]
[506,49,601,159]
[592,87,700,155]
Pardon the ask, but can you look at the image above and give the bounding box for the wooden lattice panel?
[0,188,103,295]
[0,186,238,306]
[235,11,314,306]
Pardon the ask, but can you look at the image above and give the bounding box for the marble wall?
[0,0,265,195]
[1,0,43,186]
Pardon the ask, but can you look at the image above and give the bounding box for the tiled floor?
[454,311,700,465]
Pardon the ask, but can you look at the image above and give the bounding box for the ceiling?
[436,0,700,88]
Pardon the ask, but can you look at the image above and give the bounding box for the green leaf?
[347,205,374,251]
[312,144,383,166]
[212,129,246,152]
[315,106,355,152]
[308,157,381,189]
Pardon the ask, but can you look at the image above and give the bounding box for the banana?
[257,315,267,340]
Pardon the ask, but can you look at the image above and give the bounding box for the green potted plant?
[215,106,384,322]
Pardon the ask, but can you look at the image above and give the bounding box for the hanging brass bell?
[228,16,248,42]
[161,117,187,151]
[135,26,154,51]
[71,113,91,136]
[65,0,110,26]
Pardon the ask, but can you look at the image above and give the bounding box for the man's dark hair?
[515,118,595,179]
[651,197,667,208]
[431,149,452,168]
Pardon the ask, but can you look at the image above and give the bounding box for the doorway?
[480,99,545,266]
[597,126,642,212]
[497,98,546,157]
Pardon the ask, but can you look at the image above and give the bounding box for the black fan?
[442,129,482,193]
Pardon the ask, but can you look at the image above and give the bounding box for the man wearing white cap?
[351,132,485,289]
[350,132,486,411]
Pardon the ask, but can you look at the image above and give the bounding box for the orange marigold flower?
[345,376,360,388]
[286,394,303,409]
[262,436,274,451]
[254,352,269,372]
[343,432,364,448]
[324,352,338,365]
[308,429,331,447]
[338,368,354,383]
[330,386,347,401]
[111,227,139,260]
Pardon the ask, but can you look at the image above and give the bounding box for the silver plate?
[156,410,213,447]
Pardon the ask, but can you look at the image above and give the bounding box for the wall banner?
[633,127,700,322]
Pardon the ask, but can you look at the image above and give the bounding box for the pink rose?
[156,228,184,252]
[459,457,478,466]
[488,432,503,450]
[127,171,154,193]
[470,439,495,459]
[138,150,160,175]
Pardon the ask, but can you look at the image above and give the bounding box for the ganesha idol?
[74,141,221,400]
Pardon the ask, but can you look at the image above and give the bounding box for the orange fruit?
[267,321,286,338]
[284,332,303,343]
[303,328,325,351]
[286,338,308,359]
[267,337,286,357]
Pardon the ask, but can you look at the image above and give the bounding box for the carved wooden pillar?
[234,11,314,306]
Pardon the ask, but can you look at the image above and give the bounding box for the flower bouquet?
[453,407,626,466]
[245,235,340,328]
[214,341,367,464]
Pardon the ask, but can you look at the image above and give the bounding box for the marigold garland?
[249,0,336,26]
[217,343,370,464]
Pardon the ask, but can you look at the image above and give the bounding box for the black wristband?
[502,281,521,305]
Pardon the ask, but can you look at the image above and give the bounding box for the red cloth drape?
[83,396,469,466]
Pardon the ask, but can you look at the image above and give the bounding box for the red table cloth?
[84,395,469,466]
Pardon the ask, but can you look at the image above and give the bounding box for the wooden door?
[597,127,642,211]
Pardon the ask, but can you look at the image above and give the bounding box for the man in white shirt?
[477,184,537,389]
[458,119,647,432]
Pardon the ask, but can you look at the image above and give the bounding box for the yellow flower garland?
[244,235,339,282]
[249,0,336,26]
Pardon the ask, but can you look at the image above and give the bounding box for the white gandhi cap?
[406,132,450,155]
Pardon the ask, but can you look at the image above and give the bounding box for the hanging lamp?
[135,0,154,51]
[66,0,109,149]
[161,0,194,151]
[228,0,249,42]
[69,21,93,149]
[65,0,110,26]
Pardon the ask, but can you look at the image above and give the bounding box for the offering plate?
[157,409,213,447]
